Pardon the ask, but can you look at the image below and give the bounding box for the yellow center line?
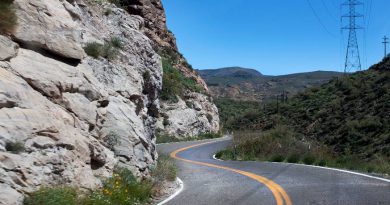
[170,141,293,205]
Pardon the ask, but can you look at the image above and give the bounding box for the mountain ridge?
[198,67,343,102]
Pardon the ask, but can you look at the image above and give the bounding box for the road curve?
[157,138,390,205]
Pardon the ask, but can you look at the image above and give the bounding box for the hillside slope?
[120,0,219,138]
[199,67,343,102]
[228,57,390,161]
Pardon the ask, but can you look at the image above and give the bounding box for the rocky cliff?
[0,0,219,204]
[119,0,219,137]
[0,0,163,204]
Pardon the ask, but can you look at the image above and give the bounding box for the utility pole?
[342,0,363,73]
[383,36,389,58]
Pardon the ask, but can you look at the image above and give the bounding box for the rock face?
[158,93,220,137]
[122,0,220,137]
[0,0,162,204]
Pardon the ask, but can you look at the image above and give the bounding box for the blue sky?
[161,0,390,75]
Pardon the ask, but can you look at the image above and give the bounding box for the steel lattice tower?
[342,0,363,73]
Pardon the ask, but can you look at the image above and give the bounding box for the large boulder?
[12,0,85,60]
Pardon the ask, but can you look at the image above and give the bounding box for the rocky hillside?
[227,58,390,162]
[199,67,343,102]
[0,0,218,204]
[117,0,219,138]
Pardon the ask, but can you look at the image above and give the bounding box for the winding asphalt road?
[157,137,390,205]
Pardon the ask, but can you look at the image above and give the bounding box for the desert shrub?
[83,169,152,205]
[24,187,78,205]
[5,141,25,154]
[197,132,222,140]
[215,149,235,160]
[161,57,204,102]
[84,37,122,60]
[317,159,327,166]
[110,37,123,49]
[0,0,17,34]
[150,154,177,183]
[103,131,120,150]
[270,155,285,162]
[156,134,178,144]
[287,154,300,163]
[84,42,103,58]
[102,43,119,61]
[303,155,316,165]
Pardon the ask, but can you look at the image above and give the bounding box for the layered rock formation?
[120,0,219,137]
[0,0,162,204]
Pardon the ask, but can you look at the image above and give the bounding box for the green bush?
[317,159,327,166]
[270,155,285,162]
[0,0,17,34]
[161,57,204,102]
[197,132,222,140]
[84,37,122,60]
[5,141,25,154]
[215,149,235,160]
[24,187,79,205]
[110,37,123,49]
[303,155,316,165]
[156,134,178,144]
[102,43,119,61]
[287,154,300,163]
[81,169,151,205]
[84,42,103,58]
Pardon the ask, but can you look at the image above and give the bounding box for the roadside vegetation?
[156,132,222,144]
[0,0,17,34]
[24,155,177,205]
[161,55,204,103]
[214,98,263,129]
[216,127,390,175]
[216,57,390,175]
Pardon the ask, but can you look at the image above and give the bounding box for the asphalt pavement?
[157,137,390,205]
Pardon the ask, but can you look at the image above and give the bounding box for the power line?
[321,0,338,21]
[306,0,337,37]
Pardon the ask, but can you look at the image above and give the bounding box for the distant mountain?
[198,67,343,102]
[200,67,263,78]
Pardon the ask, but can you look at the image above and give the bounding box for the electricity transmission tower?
[383,36,389,58]
[341,0,364,73]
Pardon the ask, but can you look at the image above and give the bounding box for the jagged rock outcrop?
[0,0,162,204]
[122,0,220,137]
